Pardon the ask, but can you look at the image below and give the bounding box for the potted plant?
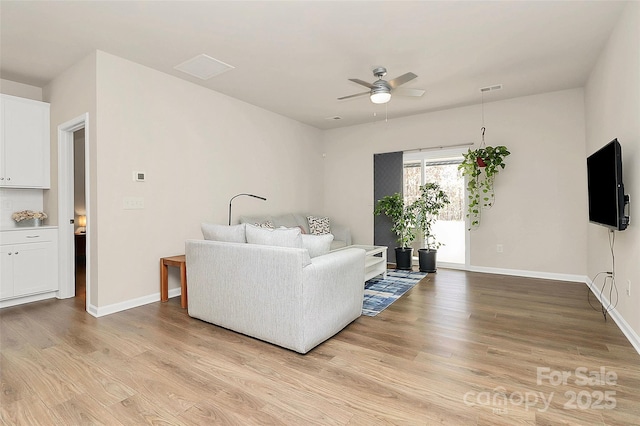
[410,183,450,273]
[374,193,416,270]
[458,144,510,230]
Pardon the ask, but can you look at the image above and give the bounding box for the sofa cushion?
[272,214,299,229]
[330,239,347,251]
[307,216,331,235]
[302,234,334,258]
[246,224,311,266]
[201,223,246,243]
[293,213,311,234]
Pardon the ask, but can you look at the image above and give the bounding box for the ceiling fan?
[338,67,425,104]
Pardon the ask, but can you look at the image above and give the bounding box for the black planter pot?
[418,248,437,273]
[395,247,413,270]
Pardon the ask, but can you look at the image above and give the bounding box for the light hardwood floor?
[1,269,639,425]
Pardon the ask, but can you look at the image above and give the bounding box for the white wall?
[323,88,587,277]
[93,51,324,308]
[0,189,44,229]
[585,2,640,345]
[0,79,42,101]
[44,51,98,306]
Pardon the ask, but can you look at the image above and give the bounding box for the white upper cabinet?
[0,94,50,188]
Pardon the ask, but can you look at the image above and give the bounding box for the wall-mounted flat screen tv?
[587,138,629,231]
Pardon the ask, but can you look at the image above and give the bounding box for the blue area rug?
[362,270,428,316]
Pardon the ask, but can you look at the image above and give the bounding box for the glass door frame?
[403,147,470,269]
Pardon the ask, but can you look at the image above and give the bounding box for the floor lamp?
[228,193,267,225]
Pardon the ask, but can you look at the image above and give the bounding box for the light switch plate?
[123,196,144,209]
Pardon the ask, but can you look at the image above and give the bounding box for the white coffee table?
[342,245,388,281]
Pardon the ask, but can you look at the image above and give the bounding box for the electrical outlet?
[627,280,631,296]
[496,244,504,253]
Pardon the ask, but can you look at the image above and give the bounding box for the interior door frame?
[57,113,91,314]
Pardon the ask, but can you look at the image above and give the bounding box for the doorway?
[404,149,468,267]
[57,113,91,314]
[73,129,86,305]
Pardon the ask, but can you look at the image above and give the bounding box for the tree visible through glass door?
[404,158,465,265]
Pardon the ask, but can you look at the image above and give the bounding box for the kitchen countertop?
[1,225,58,232]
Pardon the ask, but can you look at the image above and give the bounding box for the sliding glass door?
[404,150,467,266]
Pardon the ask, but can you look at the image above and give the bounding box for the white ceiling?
[0,1,627,130]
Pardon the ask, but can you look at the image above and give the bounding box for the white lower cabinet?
[0,228,58,302]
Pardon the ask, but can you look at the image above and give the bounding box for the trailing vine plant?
[458,128,510,230]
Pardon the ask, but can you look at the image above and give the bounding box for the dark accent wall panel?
[373,151,403,263]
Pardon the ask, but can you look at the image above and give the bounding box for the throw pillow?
[201,223,246,243]
[301,234,334,258]
[239,215,273,226]
[253,220,275,229]
[307,216,331,235]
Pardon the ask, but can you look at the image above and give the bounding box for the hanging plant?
[458,128,510,229]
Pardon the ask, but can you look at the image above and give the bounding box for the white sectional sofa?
[239,213,352,250]
[185,223,365,354]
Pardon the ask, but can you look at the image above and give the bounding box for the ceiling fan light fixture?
[338,66,421,104]
[370,89,391,104]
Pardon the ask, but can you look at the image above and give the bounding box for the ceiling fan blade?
[349,78,376,89]
[337,91,370,101]
[394,88,425,97]
[388,72,417,89]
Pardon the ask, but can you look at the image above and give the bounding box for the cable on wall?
[587,229,619,321]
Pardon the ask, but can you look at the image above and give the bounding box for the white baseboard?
[0,291,58,309]
[87,303,99,317]
[585,277,640,355]
[467,265,587,283]
[88,287,182,318]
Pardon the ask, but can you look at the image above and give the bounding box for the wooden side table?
[160,255,187,308]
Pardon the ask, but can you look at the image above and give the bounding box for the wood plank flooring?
[1,269,639,425]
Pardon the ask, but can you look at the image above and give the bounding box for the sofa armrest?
[300,248,365,351]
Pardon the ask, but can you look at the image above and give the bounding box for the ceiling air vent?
[174,54,234,80]
[479,84,503,93]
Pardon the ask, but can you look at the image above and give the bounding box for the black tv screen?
[587,138,628,231]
